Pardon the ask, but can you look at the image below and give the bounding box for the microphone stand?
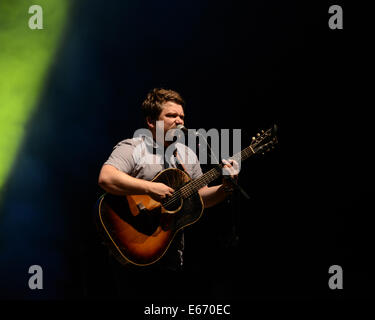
[195,131,250,200]
[194,131,250,248]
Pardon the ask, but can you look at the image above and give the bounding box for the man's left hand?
[221,159,239,194]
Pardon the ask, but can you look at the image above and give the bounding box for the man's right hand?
[147,182,174,202]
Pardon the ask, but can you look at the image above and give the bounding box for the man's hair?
[141,88,185,122]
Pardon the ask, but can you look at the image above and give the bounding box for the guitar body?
[96,168,204,266]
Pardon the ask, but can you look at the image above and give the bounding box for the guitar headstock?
[250,124,278,155]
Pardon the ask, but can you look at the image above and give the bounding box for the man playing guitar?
[98,88,238,272]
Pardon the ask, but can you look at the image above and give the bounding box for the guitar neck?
[180,144,256,198]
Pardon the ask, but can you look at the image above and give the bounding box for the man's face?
[157,101,185,132]
[147,101,185,146]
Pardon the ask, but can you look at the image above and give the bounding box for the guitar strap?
[163,153,170,169]
[173,148,191,178]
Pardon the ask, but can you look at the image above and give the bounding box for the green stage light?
[0,0,70,195]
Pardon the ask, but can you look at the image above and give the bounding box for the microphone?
[176,124,188,133]
[176,124,199,136]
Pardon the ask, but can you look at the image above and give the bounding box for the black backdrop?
[0,0,373,300]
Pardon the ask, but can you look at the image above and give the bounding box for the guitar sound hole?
[162,196,182,212]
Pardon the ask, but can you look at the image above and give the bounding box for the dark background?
[0,0,373,300]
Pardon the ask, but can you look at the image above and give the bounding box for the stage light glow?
[0,0,70,195]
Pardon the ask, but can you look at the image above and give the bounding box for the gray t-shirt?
[104,136,203,270]
[104,136,203,180]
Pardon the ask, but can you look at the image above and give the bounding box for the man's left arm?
[199,185,230,208]
[198,159,238,208]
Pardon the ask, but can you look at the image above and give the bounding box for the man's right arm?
[98,164,174,201]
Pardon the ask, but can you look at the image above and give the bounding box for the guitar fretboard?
[178,144,256,198]
[161,126,276,209]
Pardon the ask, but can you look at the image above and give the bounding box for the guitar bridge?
[136,202,146,213]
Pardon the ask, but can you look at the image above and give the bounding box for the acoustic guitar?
[95,126,278,266]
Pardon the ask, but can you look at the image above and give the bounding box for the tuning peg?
[257,133,260,137]
[261,130,264,133]
[252,137,256,141]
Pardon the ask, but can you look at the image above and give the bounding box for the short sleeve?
[190,161,203,180]
[104,139,137,174]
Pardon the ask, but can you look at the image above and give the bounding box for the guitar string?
[162,130,274,207]
[162,146,255,208]
[162,166,221,208]
[162,145,256,208]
